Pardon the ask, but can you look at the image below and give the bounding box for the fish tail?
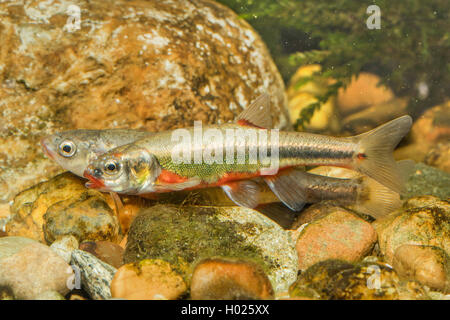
[353,116,413,194]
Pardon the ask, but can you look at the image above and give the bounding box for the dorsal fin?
[236,93,272,129]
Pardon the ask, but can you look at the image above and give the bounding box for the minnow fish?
[41,128,407,219]
[40,129,152,177]
[83,94,413,212]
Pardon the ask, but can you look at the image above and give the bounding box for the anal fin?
[263,169,307,211]
[221,180,261,209]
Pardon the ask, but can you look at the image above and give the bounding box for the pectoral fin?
[221,180,261,208]
[236,93,272,129]
[263,169,307,211]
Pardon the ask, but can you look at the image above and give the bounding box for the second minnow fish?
[84,94,413,211]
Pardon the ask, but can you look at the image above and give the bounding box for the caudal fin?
[354,160,415,219]
[353,116,413,194]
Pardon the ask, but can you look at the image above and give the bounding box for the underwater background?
[0,0,448,300]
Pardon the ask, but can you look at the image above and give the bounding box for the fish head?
[40,131,101,177]
[83,145,160,194]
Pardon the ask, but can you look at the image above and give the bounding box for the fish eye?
[104,160,120,175]
[58,140,76,157]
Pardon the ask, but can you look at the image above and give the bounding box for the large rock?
[0,0,289,210]
[0,236,73,299]
[123,204,298,294]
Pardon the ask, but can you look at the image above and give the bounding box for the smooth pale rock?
[373,196,450,265]
[6,172,118,243]
[393,244,450,293]
[111,259,187,300]
[294,208,377,270]
[0,0,289,209]
[79,241,124,269]
[0,236,73,299]
[43,192,120,244]
[50,235,79,263]
[190,258,274,300]
[71,249,117,300]
[124,205,298,294]
[289,259,429,300]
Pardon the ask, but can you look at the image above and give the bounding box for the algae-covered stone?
[404,163,450,199]
[124,204,297,293]
[289,259,429,300]
[373,196,450,265]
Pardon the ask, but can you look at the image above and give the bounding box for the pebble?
[294,207,377,270]
[111,259,187,300]
[123,204,298,294]
[393,244,449,293]
[0,236,73,299]
[71,249,117,300]
[50,235,79,263]
[289,259,429,300]
[6,173,119,244]
[190,258,274,300]
[373,195,449,264]
[43,192,120,244]
[79,241,124,269]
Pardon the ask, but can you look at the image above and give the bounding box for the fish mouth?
[83,170,105,189]
[40,137,55,160]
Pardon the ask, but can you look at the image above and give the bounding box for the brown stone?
[373,196,450,265]
[336,72,395,115]
[393,244,450,293]
[6,172,115,243]
[80,241,124,269]
[190,258,274,300]
[111,259,187,300]
[295,207,377,270]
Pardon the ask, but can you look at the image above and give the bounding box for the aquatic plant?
[218,0,450,128]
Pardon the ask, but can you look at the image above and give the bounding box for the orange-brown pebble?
[110,259,187,300]
[190,258,274,300]
[295,208,377,270]
[79,241,124,269]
